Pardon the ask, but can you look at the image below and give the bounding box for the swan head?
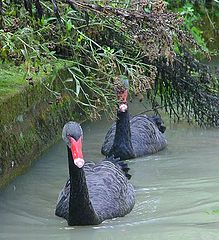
[62,122,85,168]
[115,76,129,113]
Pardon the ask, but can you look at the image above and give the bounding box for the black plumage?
[101,105,167,160]
[55,122,135,226]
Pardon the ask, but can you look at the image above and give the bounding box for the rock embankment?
[0,69,84,188]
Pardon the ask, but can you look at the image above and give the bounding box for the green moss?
[0,63,25,99]
[0,59,73,100]
[0,97,81,189]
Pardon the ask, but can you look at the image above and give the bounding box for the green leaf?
[68,68,81,97]
[144,7,151,13]
[66,19,73,32]
[75,78,81,97]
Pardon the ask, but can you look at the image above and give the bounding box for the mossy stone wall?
[0,70,84,189]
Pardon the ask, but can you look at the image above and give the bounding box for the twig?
[205,8,215,30]
[51,0,61,20]
[0,0,3,16]
[0,0,3,28]
[24,0,33,16]
[35,0,43,19]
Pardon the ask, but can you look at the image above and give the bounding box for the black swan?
[55,121,135,226]
[101,83,167,160]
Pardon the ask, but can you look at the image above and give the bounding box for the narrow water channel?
[0,101,219,240]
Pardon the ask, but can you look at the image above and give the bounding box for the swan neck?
[67,147,100,225]
[110,110,135,159]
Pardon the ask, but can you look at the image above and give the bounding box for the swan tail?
[104,155,132,180]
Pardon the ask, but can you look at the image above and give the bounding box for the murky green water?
[0,101,219,240]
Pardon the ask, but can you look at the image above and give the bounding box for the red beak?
[68,136,84,168]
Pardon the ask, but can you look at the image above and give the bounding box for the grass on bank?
[0,59,72,100]
[0,63,25,99]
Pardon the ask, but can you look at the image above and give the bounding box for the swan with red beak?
[55,121,135,226]
[101,76,167,160]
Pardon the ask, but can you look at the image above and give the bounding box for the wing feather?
[101,114,167,157]
[55,161,135,221]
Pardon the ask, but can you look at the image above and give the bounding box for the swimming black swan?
[101,85,167,160]
[55,121,135,226]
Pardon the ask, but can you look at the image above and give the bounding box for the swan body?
[55,122,135,226]
[101,81,167,160]
[101,113,167,160]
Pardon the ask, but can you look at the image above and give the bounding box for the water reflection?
[0,101,219,240]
